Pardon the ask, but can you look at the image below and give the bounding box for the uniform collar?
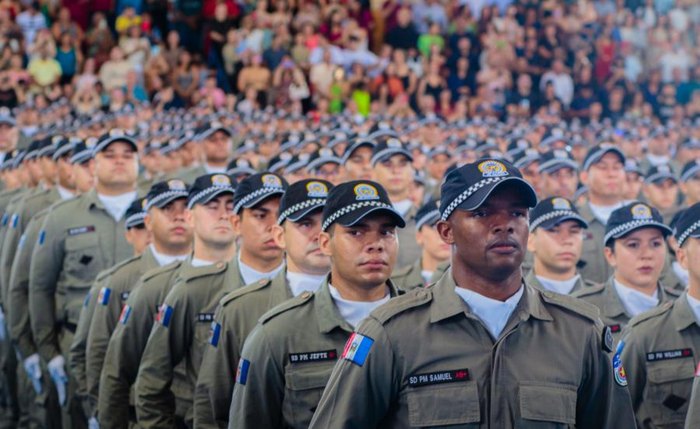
[672,292,699,332]
[602,276,673,318]
[272,268,294,304]
[430,267,553,324]
[576,201,604,226]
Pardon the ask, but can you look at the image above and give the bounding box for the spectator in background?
[417,21,444,58]
[172,50,198,105]
[540,59,574,109]
[16,1,46,48]
[86,12,115,67]
[238,53,272,95]
[124,70,147,103]
[385,7,419,51]
[412,0,447,34]
[99,46,133,91]
[115,6,142,36]
[51,7,84,47]
[28,46,62,87]
[197,71,226,108]
[56,32,83,85]
[207,2,236,66]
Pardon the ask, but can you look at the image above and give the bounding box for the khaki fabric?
[395,205,420,270]
[576,202,613,284]
[390,258,426,292]
[524,269,599,295]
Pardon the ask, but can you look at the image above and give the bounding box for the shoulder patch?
[141,261,183,283]
[540,289,601,324]
[259,291,314,324]
[220,278,272,307]
[663,284,683,299]
[370,288,433,324]
[571,282,605,298]
[628,301,673,327]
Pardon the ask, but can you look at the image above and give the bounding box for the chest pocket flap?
[520,382,577,425]
[407,384,480,427]
[647,360,695,384]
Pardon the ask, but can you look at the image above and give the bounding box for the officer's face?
[624,172,643,200]
[203,131,232,164]
[125,226,151,254]
[344,146,373,181]
[314,163,343,185]
[604,228,666,290]
[540,167,577,200]
[146,198,192,253]
[519,162,540,196]
[189,194,235,249]
[680,176,700,205]
[527,220,584,274]
[416,224,451,263]
[373,154,413,197]
[274,210,330,276]
[0,123,17,151]
[40,157,57,181]
[643,179,679,210]
[678,237,700,287]
[73,162,94,193]
[232,196,284,263]
[581,153,625,200]
[56,157,74,189]
[427,154,451,181]
[93,142,138,188]
[437,185,529,282]
[319,213,398,290]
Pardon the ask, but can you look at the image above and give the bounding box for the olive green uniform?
[228,278,402,429]
[194,269,292,428]
[391,258,428,291]
[308,269,636,428]
[85,247,159,419]
[428,260,450,284]
[620,293,700,428]
[686,374,700,428]
[29,189,134,427]
[576,202,613,284]
[395,205,420,270]
[524,269,598,295]
[97,261,188,429]
[574,277,681,346]
[135,259,244,428]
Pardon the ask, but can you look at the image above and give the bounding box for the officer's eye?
[651,239,664,248]
[381,228,396,236]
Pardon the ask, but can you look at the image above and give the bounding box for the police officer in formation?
[3,109,700,429]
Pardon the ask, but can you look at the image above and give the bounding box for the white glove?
[48,355,67,406]
[23,353,42,394]
[88,417,100,429]
[0,308,6,341]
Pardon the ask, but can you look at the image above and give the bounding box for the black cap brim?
[283,204,325,224]
[457,177,537,212]
[604,222,673,246]
[335,206,406,229]
[237,189,285,212]
[147,192,189,210]
[371,149,413,166]
[539,160,579,174]
[533,214,589,232]
[187,188,235,209]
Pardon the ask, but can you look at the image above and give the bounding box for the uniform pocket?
[284,365,334,428]
[519,382,576,427]
[646,360,694,424]
[64,234,104,283]
[407,384,481,427]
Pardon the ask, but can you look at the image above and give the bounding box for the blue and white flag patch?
[83,292,91,308]
[158,304,174,328]
[10,214,18,228]
[97,287,111,306]
[342,333,374,367]
[209,322,221,347]
[38,230,46,245]
[119,305,132,325]
[236,358,250,385]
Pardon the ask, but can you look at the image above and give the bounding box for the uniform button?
[259,279,267,285]
[216,262,224,269]
[301,291,311,299]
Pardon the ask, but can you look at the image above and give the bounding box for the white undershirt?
[286,271,326,297]
[646,153,670,167]
[421,270,433,285]
[672,261,689,288]
[392,199,413,217]
[686,293,700,325]
[204,163,227,174]
[535,274,580,295]
[149,244,189,267]
[454,285,524,340]
[328,284,390,328]
[589,202,624,224]
[614,279,659,317]
[56,185,74,201]
[238,254,285,285]
[98,191,138,222]
[191,258,215,267]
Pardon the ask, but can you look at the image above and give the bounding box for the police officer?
[229,180,405,428]
[391,199,450,291]
[84,181,192,423]
[680,160,700,208]
[620,203,700,428]
[29,130,139,428]
[306,148,343,185]
[135,173,287,428]
[538,148,579,200]
[526,197,596,294]
[342,138,375,181]
[577,144,627,283]
[575,202,679,344]
[309,159,636,428]
[193,178,333,428]
[643,164,680,223]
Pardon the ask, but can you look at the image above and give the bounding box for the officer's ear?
[231,211,242,235]
[603,243,617,268]
[436,219,454,245]
[677,244,689,271]
[526,229,537,253]
[144,211,154,233]
[88,158,96,176]
[185,207,195,229]
[272,224,286,250]
[318,227,333,257]
[579,169,589,187]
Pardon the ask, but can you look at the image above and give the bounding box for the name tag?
[289,350,337,364]
[196,313,215,322]
[407,369,470,387]
[68,225,95,236]
[608,324,622,333]
[646,349,693,362]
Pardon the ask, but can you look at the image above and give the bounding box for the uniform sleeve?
[98,280,154,429]
[194,304,234,429]
[619,328,648,420]
[85,274,125,418]
[135,286,192,429]
[228,324,285,429]
[686,374,700,429]
[0,206,22,306]
[29,213,65,362]
[309,317,397,428]
[8,217,41,359]
[575,322,636,429]
[68,279,103,418]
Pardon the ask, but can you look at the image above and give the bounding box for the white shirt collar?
[204,163,227,174]
[97,191,138,221]
[56,185,74,201]
[149,244,188,267]
[421,270,433,285]
[191,258,215,267]
[588,201,624,224]
[686,293,700,325]
[453,285,524,340]
[328,284,390,328]
[392,199,413,216]
[535,274,580,295]
[238,253,285,285]
[613,279,659,317]
[286,271,326,297]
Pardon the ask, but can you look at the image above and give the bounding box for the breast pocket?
[64,234,104,284]
[283,364,334,429]
[192,315,216,371]
[646,360,695,425]
[407,384,481,428]
[519,382,577,428]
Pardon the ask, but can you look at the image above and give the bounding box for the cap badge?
[262,174,282,188]
[354,184,380,201]
[553,149,569,159]
[551,198,571,210]
[85,137,98,148]
[211,175,231,187]
[631,204,653,220]
[478,160,509,178]
[168,180,186,191]
[306,181,329,198]
[109,129,125,138]
[387,138,402,148]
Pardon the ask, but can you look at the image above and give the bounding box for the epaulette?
[627,300,673,328]
[259,291,314,324]
[572,282,605,298]
[141,260,183,283]
[582,278,600,289]
[540,289,601,324]
[22,188,51,205]
[663,284,683,299]
[220,278,271,307]
[180,261,228,282]
[370,288,432,324]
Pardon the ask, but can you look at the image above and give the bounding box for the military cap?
[1,149,18,170]
[680,138,700,150]
[505,138,532,159]
[142,140,163,156]
[24,139,43,161]
[159,139,181,156]
[307,148,342,173]
[277,178,333,225]
[603,202,672,245]
[226,158,257,178]
[371,137,412,166]
[624,159,643,175]
[341,138,376,164]
[538,148,578,174]
[70,138,96,165]
[285,153,311,174]
[582,143,625,171]
[233,172,288,214]
[680,160,700,182]
[644,164,677,184]
[52,136,75,160]
[415,199,441,230]
[321,180,405,232]
[0,107,14,126]
[37,136,56,158]
[367,122,398,140]
[174,130,196,149]
[529,197,588,232]
[187,174,237,209]
[196,121,232,140]
[427,146,452,160]
[145,180,190,211]
[93,129,138,155]
[513,148,540,169]
[439,158,537,221]
[674,203,700,247]
[279,134,302,153]
[328,131,352,150]
[540,128,568,148]
[125,198,148,229]
[268,152,293,174]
